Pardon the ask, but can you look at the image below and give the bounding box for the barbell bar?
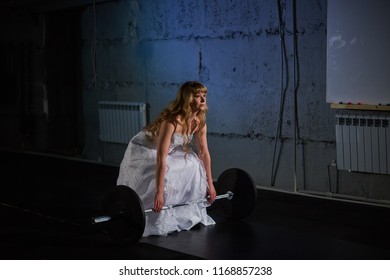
[91,191,233,225]
[144,191,234,213]
[91,168,257,244]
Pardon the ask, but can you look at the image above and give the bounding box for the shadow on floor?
[1,149,390,260]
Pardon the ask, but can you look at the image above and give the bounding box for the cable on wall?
[91,0,97,89]
[270,0,290,186]
[292,0,302,192]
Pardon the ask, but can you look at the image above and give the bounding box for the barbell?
[91,168,257,244]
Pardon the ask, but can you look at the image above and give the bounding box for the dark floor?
[1,149,390,260]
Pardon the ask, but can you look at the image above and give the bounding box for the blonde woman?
[117,81,216,237]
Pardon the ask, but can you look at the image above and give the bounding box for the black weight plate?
[103,185,145,244]
[215,168,257,219]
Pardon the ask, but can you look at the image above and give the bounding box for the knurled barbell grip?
[91,191,233,224]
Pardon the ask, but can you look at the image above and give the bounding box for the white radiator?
[98,101,147,144]
[335,114,390,175]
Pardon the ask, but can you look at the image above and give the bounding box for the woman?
[117,81,216,237]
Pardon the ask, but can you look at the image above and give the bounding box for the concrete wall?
[79,0,390,201]
[0,0,388,202]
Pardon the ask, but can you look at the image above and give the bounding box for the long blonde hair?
[145,81,208,143]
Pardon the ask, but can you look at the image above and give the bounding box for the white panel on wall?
[327,0,390,105]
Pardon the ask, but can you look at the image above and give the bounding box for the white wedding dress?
[117,130,215,237]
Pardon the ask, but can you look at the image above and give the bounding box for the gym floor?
[1,149,390,260]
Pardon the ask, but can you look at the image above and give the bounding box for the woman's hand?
[207,182,217,203]
[153,190,165,212]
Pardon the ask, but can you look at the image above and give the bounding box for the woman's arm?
[154,120,175,212]
[196,124,216,203]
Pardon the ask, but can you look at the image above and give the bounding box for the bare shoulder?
[160,119,176,134]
